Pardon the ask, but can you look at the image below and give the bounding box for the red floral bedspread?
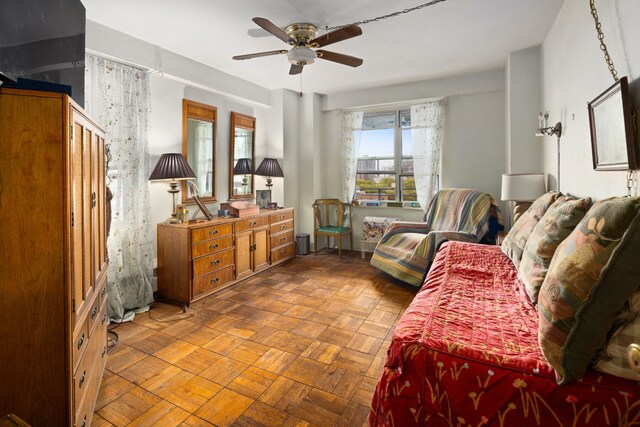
[370,241,640,426]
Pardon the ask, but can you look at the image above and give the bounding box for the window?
[355,110,416,203]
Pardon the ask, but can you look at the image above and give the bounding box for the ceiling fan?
[233,17,363,75]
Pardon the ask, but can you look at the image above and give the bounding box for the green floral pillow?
[538,196,640,384]
[518,195,591,304]
[501,191,559,267]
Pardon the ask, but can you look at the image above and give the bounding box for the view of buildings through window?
[355,110,416,202]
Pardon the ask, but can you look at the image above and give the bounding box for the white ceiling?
[82,0,564,95]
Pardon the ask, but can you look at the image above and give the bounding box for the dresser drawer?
[271,242,295,264]
[235,215,269,232]
[270,219,293,235]
[72,318,89,373]
[270,229,294,248]
[191,223,233,243]
[192,248,234,277]
[270,209,293,223]
[193,265,235,297]
[192,235,234,258]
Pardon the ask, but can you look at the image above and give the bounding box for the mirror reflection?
[182,99,217,203]
[230,112,256,199]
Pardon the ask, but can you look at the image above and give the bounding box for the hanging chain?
[589,0,619,82]
[323,0,448,31]
[627,170,637,197]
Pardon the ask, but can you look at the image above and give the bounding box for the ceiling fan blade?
[253,17,293,44]
[308,24,362,48]
[316,50,363,67]
[233,50,288,60]
[289,64,304,75]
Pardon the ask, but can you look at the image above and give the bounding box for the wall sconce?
[536,111,562,137]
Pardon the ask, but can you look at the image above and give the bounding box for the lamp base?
[513,201,532,224]
[165,214,182,224]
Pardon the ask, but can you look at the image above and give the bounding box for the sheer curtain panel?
[85,54,154,322]
[411,101,444,211]
[340,111,364,202]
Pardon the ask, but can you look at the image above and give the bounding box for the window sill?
[353,203,422,210]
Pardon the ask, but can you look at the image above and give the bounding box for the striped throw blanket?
[370,188,503,287]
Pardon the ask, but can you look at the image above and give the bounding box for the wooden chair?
[312,199,353,258]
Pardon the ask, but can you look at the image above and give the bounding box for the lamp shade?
[149,153,196,181]
[501,173,546,201]
[255,158,284,178]
[233,158,253,175]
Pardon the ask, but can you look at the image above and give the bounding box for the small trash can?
[296,233,310,255]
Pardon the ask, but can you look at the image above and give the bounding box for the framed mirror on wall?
[230,112,256,199]
[182,99,217,203]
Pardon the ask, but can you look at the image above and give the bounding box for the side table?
[361,216,400,258]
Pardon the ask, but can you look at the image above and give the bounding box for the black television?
[0,0,86,107]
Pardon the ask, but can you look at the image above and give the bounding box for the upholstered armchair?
[370,188,503,287]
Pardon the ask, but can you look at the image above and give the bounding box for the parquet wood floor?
[93,250,416,427]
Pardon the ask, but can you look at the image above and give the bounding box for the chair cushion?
[501,191,559,267]
[317,226,350,234]
[518,195,591,304]
[537,196,640,384]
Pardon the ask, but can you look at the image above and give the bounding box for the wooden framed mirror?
[229,112,256,200]
[182,99,217,203]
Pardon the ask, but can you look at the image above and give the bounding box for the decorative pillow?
[538,196,640,384]
[593,292,640,380]
[501,191,559,267]
[518,195,591,304]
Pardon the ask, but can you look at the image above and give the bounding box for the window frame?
[355,109,415,203]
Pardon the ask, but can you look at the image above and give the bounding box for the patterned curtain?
[85,54,154,322]
[340,111,364,202]
[411,101,444,212]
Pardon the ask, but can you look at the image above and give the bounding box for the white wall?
[541,0,640,200]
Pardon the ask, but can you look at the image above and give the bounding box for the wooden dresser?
[157,208,295,305]
[0,89,108,426]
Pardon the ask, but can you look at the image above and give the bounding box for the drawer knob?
[209,243,219,250]
[101,287,106,298]
[91,306,98,319]
[102,314,107,325]
[79,369,86,388]
[280,225,286,230]
[210,260,220,266]
[81,415,86,427]
[280,215,286,219]
[77,333,85,350]
[250,221,257,226]
[210,278,219,285]
[209,230,218,235]
[279,237,286,242]
[102,347,107,358]
[280,250,287,255]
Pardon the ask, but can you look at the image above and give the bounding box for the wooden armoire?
[0,88,108,426]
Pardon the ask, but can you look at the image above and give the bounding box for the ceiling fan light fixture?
[287,47,316,65]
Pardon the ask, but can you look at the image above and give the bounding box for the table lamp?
[149,153,196,223]
[233,158,253,192]
[255,158,284,189]
[501,173,546,223]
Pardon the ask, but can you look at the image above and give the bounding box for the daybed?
[370,193,640,426]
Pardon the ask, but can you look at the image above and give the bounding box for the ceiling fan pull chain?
[323,0,448,31]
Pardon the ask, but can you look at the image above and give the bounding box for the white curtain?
[411,101,444,211]
[340,111,364,202]
[85,54,154,322]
